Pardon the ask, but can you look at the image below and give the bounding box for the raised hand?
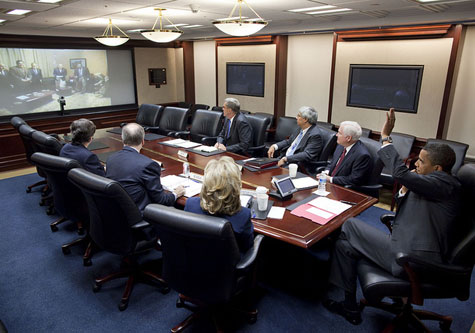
[382,108,396,137]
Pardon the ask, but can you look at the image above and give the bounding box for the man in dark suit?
[9,60,31,92]
[53,64,67,91]
[215,97,253,155]
[106,123,185,212]
[321,121,372,186]
[28,63,43,91]
[267,106,323,170]
[74,63,90,93]
[0,63,13,103]
[60,118,105,177]
[324,109,462,325]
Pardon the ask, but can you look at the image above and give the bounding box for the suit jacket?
[28,68,43,83]
[378,144,461,264]
[106,146,175,212]
[74,67,90,79]
[327,140,372,186]
[60,143,105,177]
[184,197,254,254]
[53,68,67,80]
[276,125,323,171]
[217,112,253,155]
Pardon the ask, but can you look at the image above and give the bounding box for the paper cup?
[289,163,298,178]
[257,193,268,211]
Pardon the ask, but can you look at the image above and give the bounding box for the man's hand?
[174,185,186,198]
[217,143,226,151]
[267,145,275,158]
[381,108,396,138]
[277,157,287,167]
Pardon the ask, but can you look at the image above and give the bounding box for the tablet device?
[275,177,297,198]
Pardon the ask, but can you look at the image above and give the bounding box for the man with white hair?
[321,121,372,186]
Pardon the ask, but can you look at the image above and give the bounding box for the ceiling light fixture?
[37,0,62,3]
[94,18,129,47]
[307,8,352,15]
[7,9,31,15]
[212,0,267,37]
[288,5,336,13]
[141,8,183,43]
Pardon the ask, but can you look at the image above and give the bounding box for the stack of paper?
[290,197,351,225]
[164,139,201,148]
[194,145,218,152]
[291,177,319,189]
[161,175,202,198]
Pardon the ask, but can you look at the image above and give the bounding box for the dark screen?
[278,178,295,195]
[226,63,265,97]
[347,65,423,113]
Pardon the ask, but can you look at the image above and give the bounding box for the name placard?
[177,150,188,159]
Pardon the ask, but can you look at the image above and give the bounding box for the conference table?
[91,128,378,249]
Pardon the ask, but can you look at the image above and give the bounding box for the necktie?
[226,120,232,139]
[331,149,347,177]
[286,131,304,157]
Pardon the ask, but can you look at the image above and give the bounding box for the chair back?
[31,152,87,223]
[361,128,372,138]
[143,205,241,304]
[18,124,37,164]
[177,101,191,109]
[157,106,190,135]
[427,138,469,175]
[211,106,223,112]
[245,113,269,148]
[316,121,334,130]
[274,116,299,143]
[136,104,163,127]
[189,109,224,143]
[359,137,384,186]
[317,126,338,163]
[10,116,27,129]
[32,130,63,156]
[187,104,210,124]
[253,113,274,142]
[67,168,143,255]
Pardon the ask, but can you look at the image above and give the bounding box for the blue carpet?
[0,173,473,332]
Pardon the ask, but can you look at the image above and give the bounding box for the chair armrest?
[130,221,151,229]
[201,136,218,145]
[145,126,161,134]
[380,213,395,233]
[120,122,127,128]
[236,234,264,271]
[166,131,176,137]
[396,252,472,275]
[174,131,190,139]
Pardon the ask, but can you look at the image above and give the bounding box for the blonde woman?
[184,156,254,253]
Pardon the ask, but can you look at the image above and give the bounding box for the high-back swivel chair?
[245,113,270,157]
[175,109,224,146]
[155,106,190,137]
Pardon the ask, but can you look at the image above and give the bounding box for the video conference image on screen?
[0,48,136,118]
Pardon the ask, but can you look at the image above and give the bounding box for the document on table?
[164,138,187,146]
[308,197,351,215]
[240,195,252,208]
[290,197,351,225]
[161,175,202,198]
[194,145,218,152]
[175,141,201,148]
[291,177,319,189]
[267,206,286,220]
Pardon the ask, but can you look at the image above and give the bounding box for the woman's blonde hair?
[200,156,242,216]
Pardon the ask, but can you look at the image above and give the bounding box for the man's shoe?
[323,299,362,325]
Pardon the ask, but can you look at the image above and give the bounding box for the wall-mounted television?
[347,64,424,113]
[0,47,136,120]
[226,62,265,97]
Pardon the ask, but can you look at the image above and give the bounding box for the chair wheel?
[26,188,32,193]
[161,286,170,295]
[50,225,58,232]
[92,283,101,293]
[118,300,128,311]
[439,320,451,331]
[83,258,92,267]
[62,246,71,255]
[176,298,184,308]
[77,227,85,236]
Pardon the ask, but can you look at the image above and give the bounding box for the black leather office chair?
[345,137,384,198]
[67,168,169,311]
[177,101,192,109]
[316,121,334,130]
[361,127,372,138]
[155,106,191,137]
[265,116,299,149]
[245,113,270,157]
[10,116,26,129]
[357,163,475,332]
[306,126,337,175]
[252,112,274,142]
[16,123,48,193]
[175,109,223,146]
[187,103,210,124]
[135,104,164,132]
[143,204,264,332]
[211,106,223,112]
[379,132,415,210]
[30,152,93,265]
[427,138,469,175]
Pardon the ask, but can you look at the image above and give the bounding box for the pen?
[251,209,256,218]
[340,200,357,205]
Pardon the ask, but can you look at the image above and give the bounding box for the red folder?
[290,203,336,225]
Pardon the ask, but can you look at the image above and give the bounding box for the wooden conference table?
[91,129,378,249]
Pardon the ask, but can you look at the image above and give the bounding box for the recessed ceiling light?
[215,16,248,21]
[288,5,336,13]
[417,0,441,2]
[37,0,62,3]
[0,19,5,23]
[83,18,137,25]
[307,8,352,15]
[7,9,31,15]
[181,25,203,28]
[164,23,188,27]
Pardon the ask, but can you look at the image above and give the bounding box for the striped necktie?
[286,131,303,156]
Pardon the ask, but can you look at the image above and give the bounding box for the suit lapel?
[295,125,313,152]
[334,142,359,176]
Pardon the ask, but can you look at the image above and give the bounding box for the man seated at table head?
[60,118,105,177]
[267,106,323,169]
[214,97,253,155]
[106,123,185,212]
[319,120,373,186]
[184,156,254,254]
[324,108,462,325]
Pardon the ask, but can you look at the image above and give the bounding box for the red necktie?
[331,149,347,177]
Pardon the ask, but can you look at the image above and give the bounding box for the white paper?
[161,175,202,198]
[306,207,333,219]
[240,195,252,208]
[195,145,218,152]
[165,139,186,146]
[267,206,286,219]
[175,141,201,148]
[308,197,351,215]
[291,177,319,189]
[312,189,330,196]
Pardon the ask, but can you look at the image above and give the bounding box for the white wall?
[446,26,475,158]
[286,33,334,120]
[193,41,216,107]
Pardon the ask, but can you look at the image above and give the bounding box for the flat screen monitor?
[0,47,136,119]
[226,62,265,97]
[347,64,424,113]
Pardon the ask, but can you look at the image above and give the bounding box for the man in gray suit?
[267,106,323,169]
[324,109,462,325]
[215,98,253,155]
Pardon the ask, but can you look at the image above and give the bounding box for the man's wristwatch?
[381,136,393,144]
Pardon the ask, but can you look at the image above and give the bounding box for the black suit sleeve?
[84,153,106,177]
[143,161,175,206]
[332,153,371,186]
[286,130,323,164]
[226,119,252,154]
